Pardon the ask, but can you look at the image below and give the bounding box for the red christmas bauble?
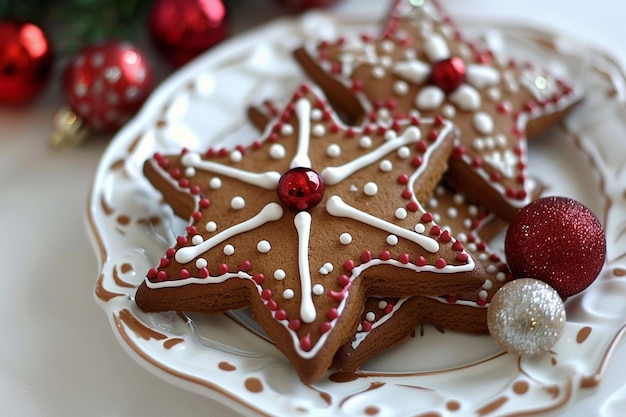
[0,20,53,104]
[271,0,342,12]
[149,0,228,67]
[62,41,154,132]
[505,196,606,298]
[430,57,466,93]
[278,167,325,210]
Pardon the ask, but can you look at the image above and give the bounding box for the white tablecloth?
[2,1,624,415]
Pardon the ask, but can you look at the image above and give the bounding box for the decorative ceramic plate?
[88,5,626,416]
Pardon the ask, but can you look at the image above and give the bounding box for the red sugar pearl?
[327,308,339,320]
[320,322,332,334]
[379,251,391,261]
[288,319,302,331]
[300,334,312,352]
[275,309,287,321]
[435,258,447,269]
[199,267,209,278]
[261,289,272,300]
[337,274,350,287]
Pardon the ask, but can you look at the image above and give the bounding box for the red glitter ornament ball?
[505,196,606,298]
[149,0,228,67]
[278,167,325,211]
[0,20,53,104]
[430,57,466,93]
[62,41,154,131]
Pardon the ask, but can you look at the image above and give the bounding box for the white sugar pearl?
[274,269,286,280]
[365,312,376,322]
[363,182,378,196]
[372,67,386,79]
[205,221,217,232]
[192,235,203,245]
[446,207,458,219]
[223,244,235,255]
[340,233,353,245]
[196,258,208,269]
[387,235,399,245]
[269,143,286,159]
[311,108,323,121]
[281,124,294,136]
[327,143,341,158]
[378,300,388,310]
[359,136,373,148]
[312,284,324,295]
[210,177,222,189]
[482,279,494,290]
[414,224,426,233]
[283,289,295,299]
[230,150,243,163]
[231,196,245,210]
[257,240,271,253]
[313,124,326,137]
[395,208,408,219]
[379,159,393,172]
[397,146,411,159]
[185,167,196,177]
[394,80,409,96]
[384,130,397,141]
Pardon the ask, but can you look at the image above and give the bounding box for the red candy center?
[430,57,466,93]
[277,167,325,210]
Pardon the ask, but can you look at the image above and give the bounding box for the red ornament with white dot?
[62,41,154,132]
[505,196,606,298]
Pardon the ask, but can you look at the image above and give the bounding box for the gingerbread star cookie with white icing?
[135,84,486,383]
[332,182,528,373]
[294,0,582,221]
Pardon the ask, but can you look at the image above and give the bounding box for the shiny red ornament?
[62,41,154,132]
[505,196,606,298]
[278,167,325,210]
[430,57,466,93]
[0,20,53,104]
[149,0,228,67]
[271,0,342,12]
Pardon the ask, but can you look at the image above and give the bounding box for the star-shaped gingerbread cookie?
[135,84,485,383]
[294,0,582,221]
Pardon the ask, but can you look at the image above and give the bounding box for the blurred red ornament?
[271,0,342,12]
[149,0,228,67]
[0,20,53,104]
[61,40,154,133]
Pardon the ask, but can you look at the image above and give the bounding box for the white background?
[1,0,624,416]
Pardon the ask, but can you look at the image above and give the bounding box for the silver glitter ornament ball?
[488,278,566,356]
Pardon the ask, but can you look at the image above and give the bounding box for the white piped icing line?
[291,98,313,169]
[174,203,284,264]
[294,211,316,323]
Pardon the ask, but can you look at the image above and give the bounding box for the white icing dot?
[230,150,243,163]
[365,312,376,322]
[185,167,196,177]
[274,269,286,280]
[380,55,393,68]
[468,205,479,216]
[397,146,411,159]
[281,124,294,136]
[340,232,353,245]
[433,213,441,223]
[379,159,393,172]
[283,289,295,299]
[319,262,334,275]
[257,240,271,253]
[196,258,207,269]
[312,284,324,296]
[457,232,468,242]
[378,108,391,121]
[269,143,286,159]
[359,136,372,149]
[363,182,378,196]
[327,143,341,158]
[223,244,235,255]
[381,40,395,53]
[231,196,245,210]
[496,272,507,282]
[463,218,473,229]
[378,300,388,310]
[394,80,409,95]
[192,235,203,245]
[495,133,508,148]
[452,193,464,204]
[427,197,438,209]
[349,184,358,192]
[482,279,494,290]
[312,124,326,137]
[384,130,397,141]
[486,87,501,101]
[486,264,498,274]
[446,207,458,219]
[387,234,399,245]
[311,108,323,121]
[210,177,222,189]
[414,224,426,233]
[205,221,217,232]
[372,66,386,79]
[473,138,485,152]
[395,208,408,219]
[478,289,489,300]
[441,104,456,118]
